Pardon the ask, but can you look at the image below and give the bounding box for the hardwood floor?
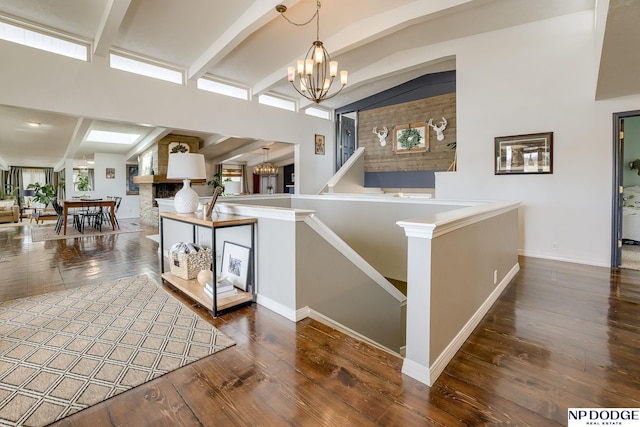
[0,221,639,426]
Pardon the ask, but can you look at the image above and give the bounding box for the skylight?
[197,78,249,100]
[0,20,88,61]
[258,94,295,111]
[86,130,141,145]
[110,53,183,85]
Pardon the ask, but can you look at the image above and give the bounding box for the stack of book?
[204,276,238,299]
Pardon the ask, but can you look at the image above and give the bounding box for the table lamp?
[166,153,207,213]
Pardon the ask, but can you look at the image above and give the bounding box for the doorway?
[612,110,640,269]
[336,112,357,170]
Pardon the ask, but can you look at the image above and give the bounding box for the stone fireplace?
[134,135,206,227]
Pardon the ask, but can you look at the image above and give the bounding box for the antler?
[428,117,447,141]
[373,126,389,146]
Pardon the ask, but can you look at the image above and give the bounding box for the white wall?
[0,41,334,195]
[3,9,640,266]
[436,11,640,267]
[64,154,139,219]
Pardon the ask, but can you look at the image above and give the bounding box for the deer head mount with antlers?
[372,126,389,146]
[428,117,447,141]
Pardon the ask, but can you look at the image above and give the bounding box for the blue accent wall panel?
[364,171,441,188]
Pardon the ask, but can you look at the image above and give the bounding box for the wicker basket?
[169,247,212,280]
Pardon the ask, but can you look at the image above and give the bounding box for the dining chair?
[51,199,64,234]
[101,196,121,229]
[79,200,103,232]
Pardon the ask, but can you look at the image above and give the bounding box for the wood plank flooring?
[0,221,639,426]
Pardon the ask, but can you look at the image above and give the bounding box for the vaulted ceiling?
[0,0,634,169]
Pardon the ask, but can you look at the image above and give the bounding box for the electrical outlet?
[552,242,558,249]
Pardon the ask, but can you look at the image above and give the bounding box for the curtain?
[88,169,95,191]
[8,167,23,197]
[0,170,5,198]
[44,167,54,186]
[241,164,249,194]
[55,170,65,200]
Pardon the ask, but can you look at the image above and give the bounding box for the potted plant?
[207,173,225,194]
[75,175,91,192]
[27,182,56,208]
[266,184,274,194]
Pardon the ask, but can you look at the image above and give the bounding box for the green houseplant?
[207,173,225,194]
[75,175,91,191]
[27,182,56,208]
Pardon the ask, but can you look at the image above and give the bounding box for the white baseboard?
[518,249,609,267]
[256,294,297,322]
[308,309,401,357]
[403,262,520,386]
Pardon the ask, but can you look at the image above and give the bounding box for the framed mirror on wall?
[73,168,94,191]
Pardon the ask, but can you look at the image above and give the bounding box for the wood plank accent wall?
[359,93,456,173]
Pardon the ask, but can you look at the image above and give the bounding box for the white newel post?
[396,221,435,386]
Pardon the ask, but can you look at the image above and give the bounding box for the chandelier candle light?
[166,153,207,214]
[277,1,347,104]
[254,147,277,176]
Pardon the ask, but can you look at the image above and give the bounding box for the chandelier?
[276,1,347,104]
[254,148,277,176]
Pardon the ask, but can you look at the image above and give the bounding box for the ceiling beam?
[94,0,132,57]
[209,139,269,165]
[125,127,171,162]
[188,0,302,81]
[54,118,92,171]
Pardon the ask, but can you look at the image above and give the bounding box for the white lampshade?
[166,153,206,180]
[167,153,207,213]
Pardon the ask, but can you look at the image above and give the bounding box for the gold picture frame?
[393,122,429,154]
[315,134,325,155]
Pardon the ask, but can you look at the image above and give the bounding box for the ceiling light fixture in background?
[277,1,347,104]
[254,148,277,176]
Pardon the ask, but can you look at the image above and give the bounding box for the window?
[22,168,47,190]
[305,107,331,120]
[197,77,249,100]
[0,20,88,61]
[258,94,295,111]
[221,166,243,195]
[73,168,94,192]
[110,52,183,85]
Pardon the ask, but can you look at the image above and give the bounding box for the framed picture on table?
[220,241,251,291]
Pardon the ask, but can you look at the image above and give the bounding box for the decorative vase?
[197,269,213,287]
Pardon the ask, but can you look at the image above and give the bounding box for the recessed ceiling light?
[86,130,141,145]
[28,122,41,127]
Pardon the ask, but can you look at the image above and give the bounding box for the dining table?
[62,199,116,235]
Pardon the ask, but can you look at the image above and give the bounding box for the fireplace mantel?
[133,175,206,185]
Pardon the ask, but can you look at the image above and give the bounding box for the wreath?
[398,126,422,149]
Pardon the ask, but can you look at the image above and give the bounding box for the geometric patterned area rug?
[30,222,142,242]
[0,275,234,426]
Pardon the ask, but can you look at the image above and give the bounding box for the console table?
[159,211,256,317]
